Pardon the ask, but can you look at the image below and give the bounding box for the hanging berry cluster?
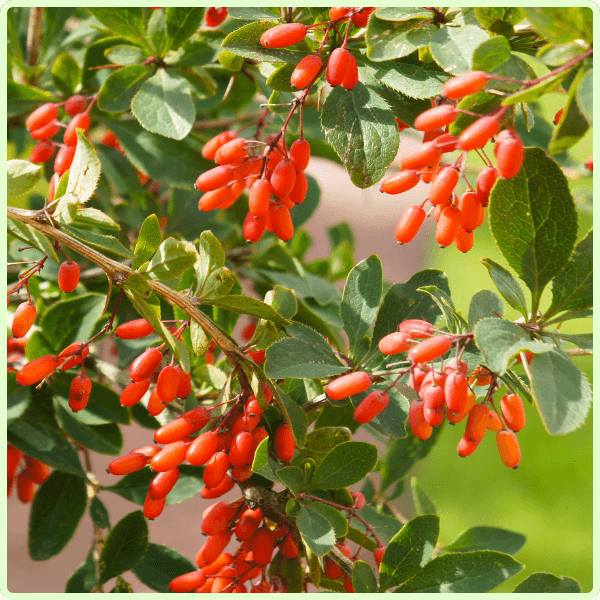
[7,446,51,503]
[326,317,525,469]
[381,71,528,252]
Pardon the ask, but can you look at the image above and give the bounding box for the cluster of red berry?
[7,446,50,503]
[25,95,95,179]
[381,71,525,252]
[195,128,311,243]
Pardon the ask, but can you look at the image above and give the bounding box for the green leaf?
[513,572,581,593]
[308,501,348,538]
[190,319,209,357]
[430,25,490,74]
[340,254,383,357]
[468,289,504,330]
[346,525,378,552]
[444,526,526,555]
[375,7,433,21]
[474,7,523,29]
[304,427,353,456]
[74,207,121,231]
[410,477,436,516]
[8,80,58,117]
[28,471,87,560]
[195,229,225,286]
[449,90,501,137]
[529,347,592,435]
[521,7,592,44]
[65,132,102,205]
[471,36,511,73]
[7,216,60,263]
[103,468,155,505]
[98,511,149,586]
[501,70,568,106]
[296,505,335,557]
[53,400,123,455]
[251,438,279,482]
[132,70,195,140]
[90,496,111,530]
[66,226,135,259]
[353,504,403,545]
[132,214,162,271]
[277,466,305,495]
[352,386,409,439]
[474,318,552,376]
[8,373,30,425]
[198,270,234,302]
[397,551,523,593]
[228,7,280,21]
[165,7,205,52]
[548,68,589,155]
[278,388,308,449]
[105,44,147,65]
[309,441,378,490]
[489,147,578,300]
[98,64,153,113]
[207,295,289,326]
[123,272,153,300]
[222,21,313,64]
[7,159,42,199]
[51,52,81,96]
[576,68,592,125]
[379,423,443,491]
[87,8,151,50]
[147,237,197,280]
[265,285,298,320]
[321,83,399,189]
[66,548,97,592]
[417,285,463,333]
[548,229,592,316]
[218,50,244,71]
[353,561,378,593]
[366,15,435,61]
[39,293,106,352]
[266,62,298,93]
[8,420,85,477]
[380,514,439,591]
[132,543,196,593]
[265,328,345,379]
[110,575,133,592]
[481,258,528,316]
[370,270,449,354]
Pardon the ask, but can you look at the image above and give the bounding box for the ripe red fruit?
[352,7,375,27]
[291,55,323,89]
[202,130,237,160]
[203,451,230,488]
[129,347,163,382]
[198,186,233,212]
[148,388,167,416]
[399,319,433,338]
[409,399,433,440]
[116,318,154,339]
[443,71,488,99]
[195,165,233,192]
[54,144,76,175]
[500,393,526,432]
[16,355,60,386]
[174,365,192,398]
[182,406,210,431]
[341,53,359,90]
[26,103,58,131]
[199,531,232,565]
[399,142,442,170]
[351,491,366,510]
[58,342,89,370]
[326,371,372,401]
[17,472,36,503]
[30,120,61,141]
[436,205,461,247]
[64,113,91,146]
[235,507,263,540]
[202,500,237,535]
[169,570,207,593]
[215,137,247,166]
[459,191,482,232]
[69,374,92,412]
[269,203,294,242]
[553,107,565,125]
[434,133,458,153]
[496,430,521,468]
[187,431,220,466]
[24,456,50,484]
[457,115,500,151]
[354,390,389,424]
[270,160,296,198]
[58,260,80,292]
[149,468,180,499]
[289,139,311,171]
[205,6,228,27]
[156,365,180,404]
[444,372,469,412]
[408,335,452,364]
[289,170,308,204]
[379,331,412,355]
[260,23,307,48]
[273,424,295,462]
[251,581,271,593]
[487,411,503,432]
[249,179,272,218]
[64,95,87,116]
[252,527,275,566]
[329,6,351,20]
[144,490,166,519]
[12,301,37,338]
[465,404,490,443]
[458,435,479,457]
[586,157,593,171]
[229,431,255,468]
[381,170,420,195]
[120,379,150,406]
[324,544,352,579]
[327,47,352,87]
[415,104,457,131]
[495,133,524,179]
[108,452,147,475]
[151,441,189,473]
[428,166,459,206]
[243,212,267,243]
[154,418,194,445]
[374,546,385,568]
[30,140,56,163]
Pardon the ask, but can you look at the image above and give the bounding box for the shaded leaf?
[98,64,153,114]
[366,15,435,62]
[296,505,335,557]
[444,526,526,556]
[430,25,489,74]
[481,258,528,316]
[7,159,42,199]
[410,477,436,515]
[132,543,196,592]
[468,289,504,330]
[513,572,581,593]
[353,561,378,593]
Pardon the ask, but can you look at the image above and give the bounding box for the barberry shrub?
[7,5,592,594]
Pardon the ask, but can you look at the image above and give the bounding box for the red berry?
[156,365,180,404]
[273,424,295,462]
[129,347,163,382]
[215,137,247,166]
[500,393,526,432]
[289,171,308,204]
[205,6,228,27]
[394,205,426,244]
[553,107,565,125]
[444,372,469,412]
[203,451,230,488]
[409,399,433,440]
[120,379,150,406]
[399,319,433,338]
[378,331,412,355]
[151,441,189,472]
[352,7,375,27]
[30,119,61,141]
[465,404,490,443]
[428,166,459,206]
[399,142,442,170]
[12,301,37,338]
[495,132,524,179]
[327,47,352,87]
[289,139,311,171]
[252,527,275,566]
[200,531,233,565]
[30,140,56,164]
[144,490,166,519]
[116,319,154,339]
[154,418,194,445]
[291,55,322,89]
[487,411,503,432]
[249,179,272,218]
[69,374,92,412]
[201,474,235,499]
[64,95,87,116]
[54,145,76,175]
[195,165,233,192]
[58,342,89,370]
[458,435,479,457]
[476,166,498,206]
[174,365,192,398]
[443,71,488,99]
[408,335,452,364]
[64,113,91,146]
[374,546,385,568]
[341,53,358,90]
[381,170,420,195]
[435,206,461,247]
[326,371,372,401]
[268,203,294,242]
[58,260,80,293]
[586,157,593,171]
[457,115,500,151]
[187,431,220,466]
[17,472,36,503]
[16,355,60,386]
[329,6,351,20]
[202,500,237,535]
[149,468,180,499]
[202,130,237,160]
[26,103,58,131]
[260,23,307,48]
[354,390,389,424]
[108,452,147,475]
[281,535,300,559]
[243,212,267,243]
[270,160,296,198]
[169,570,207,593]
[229,431,255,468]
[415,104,457,131]
[235,507,263,540]
[496,430,521,468]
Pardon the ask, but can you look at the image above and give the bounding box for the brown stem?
[26,7,43,82]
